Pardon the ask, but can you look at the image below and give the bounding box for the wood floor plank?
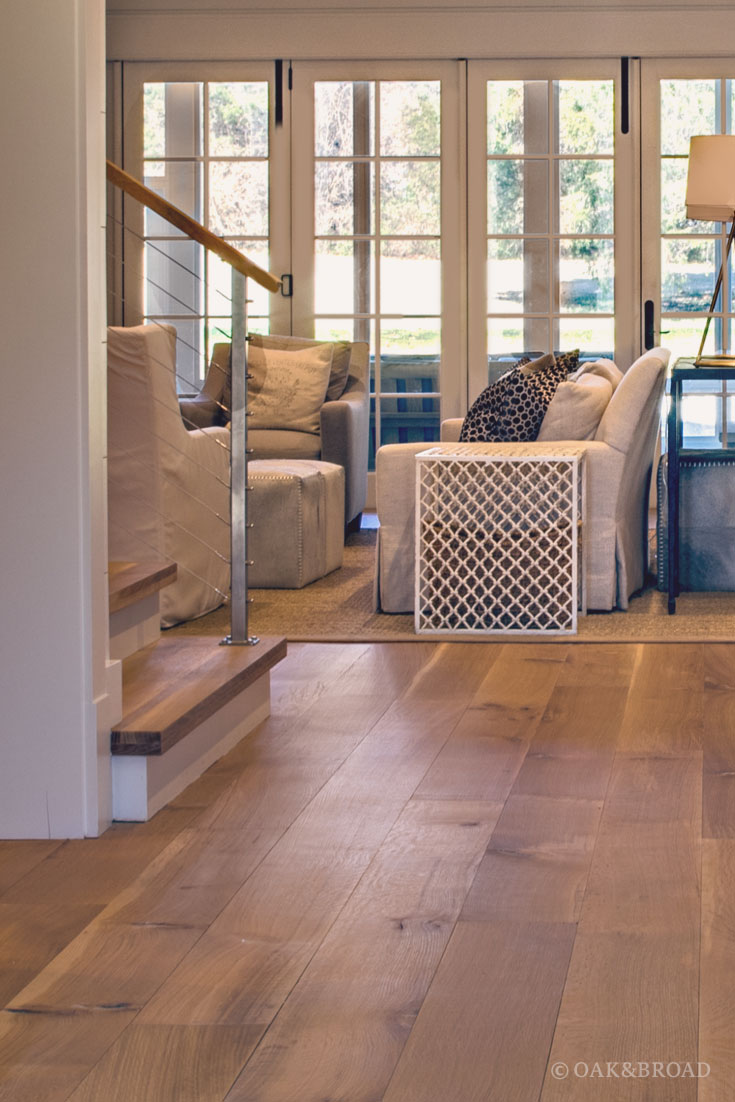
[540,751,702,1101]
[698,839,735,1100]
[702,679,735,838]
[67,1025,262,1102]
[0,903,101,1006]
[617,644,704,754]
[555,643,640,689]
[415,643,568,800]
[0,811,197,907]
[225,798,503,1102]
[540,931,699,1101]
[383,919,577,1102]
[460,794,603,924]
[0,842,61,897]
[0,1010,138,1102]
[578,753,701,935]
[513,684,627,801]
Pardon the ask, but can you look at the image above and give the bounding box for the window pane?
[144,84,166,158]
[315,161,375,235]
[144,161,202,235]
[144,318,205,392]
[487,316,550,358]
[487,81,548,155]
[381,318,441,360]
[209,161,268,236]
[145,239,202,315]
[207,240,270,317]
[380,161,440,235]
[660,79,717,156]
[559,239,614,313]
[315,318,375,346]
[315,81,374,156]
[208,82,268,157]
[557,80,614,155]
[488,238,548,314]
[661,238,716,312]
[380,81,440,155]
[488,159,548,234]
[661,317,716,361]
[380,240,440,315]
[558,317,614,357]
[559,160,613,234]
[661,158,713,234]
[315,239,375,315]
[379,395,439,447]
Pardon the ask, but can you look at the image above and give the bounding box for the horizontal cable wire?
[107,384,232,497]
[108,471,230,568]
[107,505,230,601]
[109,213,234,312]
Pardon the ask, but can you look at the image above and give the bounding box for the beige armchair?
[179,335,370,532]
[108,324,231,628]
[376,347,670,614]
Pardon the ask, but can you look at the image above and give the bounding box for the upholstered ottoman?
[246,459,344,588]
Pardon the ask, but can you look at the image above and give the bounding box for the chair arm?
[320,374,369,526]
[179,393,223,430]
[441,418,463,442]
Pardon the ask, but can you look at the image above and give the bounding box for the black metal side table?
[667,359,735,613]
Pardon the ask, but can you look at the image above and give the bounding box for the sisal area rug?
[169,528,735,644]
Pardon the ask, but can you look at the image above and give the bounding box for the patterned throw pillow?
[459,350,580,443]
[247,343,334,433]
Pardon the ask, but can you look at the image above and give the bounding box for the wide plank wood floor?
[0,641,731,1100]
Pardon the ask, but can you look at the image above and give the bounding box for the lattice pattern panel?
[416,449,584,634]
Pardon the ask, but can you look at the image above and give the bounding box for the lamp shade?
[686,135,735,221]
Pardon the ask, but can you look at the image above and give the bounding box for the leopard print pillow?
[459,351,580,443]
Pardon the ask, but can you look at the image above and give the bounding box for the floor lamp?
[685,135,735,365]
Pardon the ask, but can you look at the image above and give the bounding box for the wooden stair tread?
[109,560,177,614]
[112,634,286,756]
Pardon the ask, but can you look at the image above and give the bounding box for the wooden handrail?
[107,160,282,293]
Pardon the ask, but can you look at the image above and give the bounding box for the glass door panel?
[121,62,289,392]
[292,62,463,469]
[642,62,735,447]
[468,61,636,401]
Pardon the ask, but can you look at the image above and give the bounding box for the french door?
[642,61,735,446]
[467,60,638,403]
[290,62,463,463]
[117,62,291,390]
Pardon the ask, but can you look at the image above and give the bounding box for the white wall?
[0,0,114,838]
[107,1,735,61]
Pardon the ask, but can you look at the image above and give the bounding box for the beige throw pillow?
[537,372,613,441]
[248,333,351,400]
[247,343,333,434]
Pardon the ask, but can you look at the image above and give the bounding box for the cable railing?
[106,159,282,645]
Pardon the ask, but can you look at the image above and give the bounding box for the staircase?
[108,562,285,821]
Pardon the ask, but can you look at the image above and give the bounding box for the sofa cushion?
[247,343,333,433]
[537,372,613,441]
[248,333,351,400]
[573,357,623,392]
[459,350,579,443]
[247,428,322,460]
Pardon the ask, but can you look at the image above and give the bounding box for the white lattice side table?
[415,443,587,634]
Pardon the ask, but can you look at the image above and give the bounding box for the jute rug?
[170,529,735,644]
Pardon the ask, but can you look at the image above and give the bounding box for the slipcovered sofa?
[375,347,670,613]
[108,324,231,627]
[179,335,370,531]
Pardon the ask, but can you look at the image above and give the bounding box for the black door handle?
[644,300,655,350]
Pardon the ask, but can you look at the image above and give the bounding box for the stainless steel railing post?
[223,268,258,646]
